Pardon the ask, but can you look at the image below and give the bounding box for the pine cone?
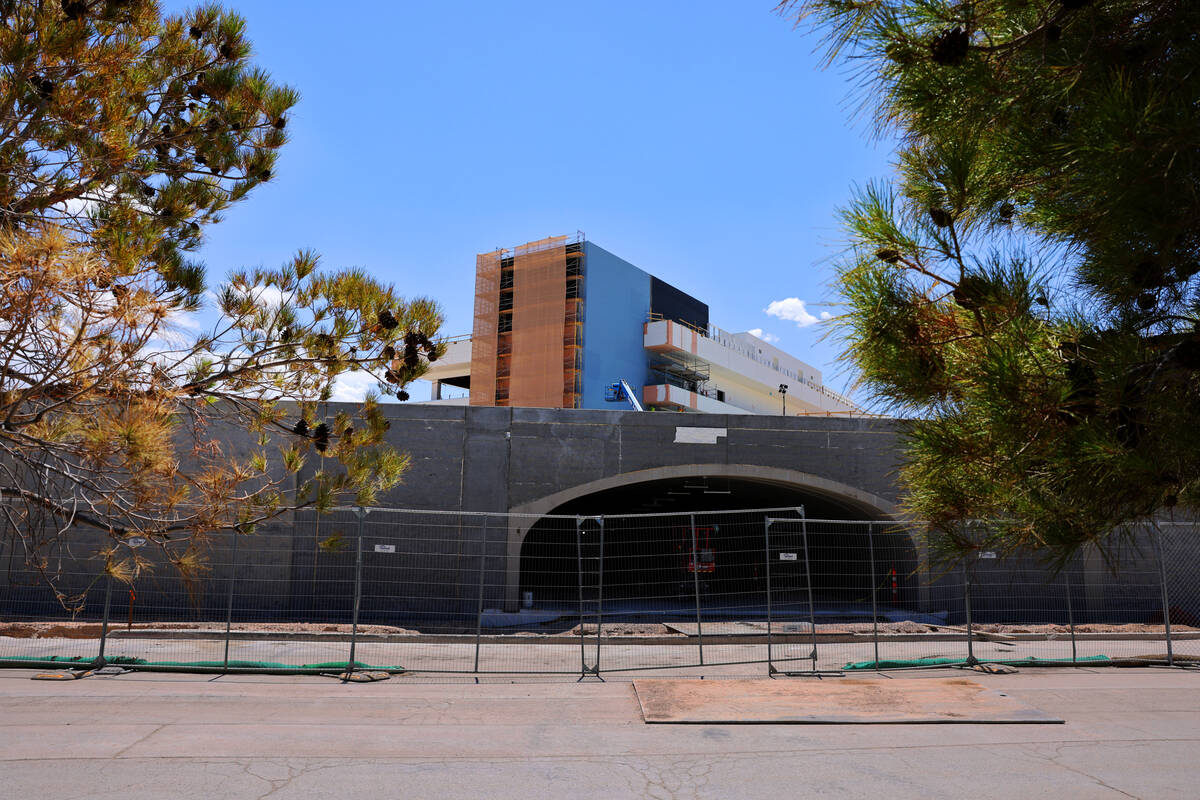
[63,1,89,20]
[292,418,308,436]
[953,275,989,310]
[1175,261,1200,281]
[1132,258,1164,289]
[929,207,954,228]
[930,27,969,66]
[312,423,329,452]
[875,248,902,264]
[1173,339,1200,370]
[377,309,399,330]
[32,76,55,99]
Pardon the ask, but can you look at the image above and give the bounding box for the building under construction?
[426,233,857,416]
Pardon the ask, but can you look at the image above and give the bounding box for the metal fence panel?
[1,507,1194,675]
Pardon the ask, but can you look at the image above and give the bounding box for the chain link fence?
[1,507,1196,677]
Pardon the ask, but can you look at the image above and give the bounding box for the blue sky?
[162,1,897,401]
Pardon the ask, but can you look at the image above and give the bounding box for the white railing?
[695,321,857,409]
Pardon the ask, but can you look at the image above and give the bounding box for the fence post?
[96,571,113,667]
[800,511,818,672]
[576,516,585,676]
[1154,528,1174,667]
[689,513,704,666]
[594,517,604,675]
[763,517,774,675]
[961,559,976,666]
[345,507,367,681]
[867,521,880,671]
[473,517,487,674]
[223,530,240,673]
[1063,566,1077,666]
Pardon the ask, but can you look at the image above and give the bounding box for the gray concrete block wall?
[6,404,1185,627]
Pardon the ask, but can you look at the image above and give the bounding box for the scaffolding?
[509,236,569,408]
[563,241,584,408]
[468,250,502,406]
[471,234,586,409]
[647,350,711,395]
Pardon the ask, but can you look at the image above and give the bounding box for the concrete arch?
[509,463,898,522]
[502,463,905,610]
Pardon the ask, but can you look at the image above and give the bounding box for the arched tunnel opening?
[517,476,919,621]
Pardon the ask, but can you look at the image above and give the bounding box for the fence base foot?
[577,666,604,682]
[769,663,843,678]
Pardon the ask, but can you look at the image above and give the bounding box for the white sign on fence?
[779,552,798,561]
[374,544,396,554]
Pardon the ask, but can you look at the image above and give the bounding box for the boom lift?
[603,379,643,411]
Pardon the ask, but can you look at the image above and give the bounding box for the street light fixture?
[779,383,788,416]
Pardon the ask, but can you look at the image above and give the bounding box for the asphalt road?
[1,667,1197,799]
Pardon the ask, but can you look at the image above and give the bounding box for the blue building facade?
[579,242,652,409]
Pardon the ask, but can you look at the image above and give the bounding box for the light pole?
[778,383,788,416]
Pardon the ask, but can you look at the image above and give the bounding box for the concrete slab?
[633,677,1063,724]
[2,668,1198,799]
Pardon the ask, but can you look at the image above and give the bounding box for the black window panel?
[650,276,708,331]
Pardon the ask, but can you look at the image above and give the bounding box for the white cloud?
[764,298,828,328]
[251,286,287,309]
[165,306,203,332]
[146,306,204,348]
[328,369,380,403]
[747,328,780,343]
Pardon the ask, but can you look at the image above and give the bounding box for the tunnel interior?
[518,476,918,618]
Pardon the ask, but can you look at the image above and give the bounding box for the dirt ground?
[1,619,1194,639]
[0,621,419,639]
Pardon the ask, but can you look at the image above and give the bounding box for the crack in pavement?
[1037,741,1141,799]
[6,735,1198,763]
[620,756,714,800]
[110,723,166,757]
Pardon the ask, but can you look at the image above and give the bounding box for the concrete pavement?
[1,667,1198,798]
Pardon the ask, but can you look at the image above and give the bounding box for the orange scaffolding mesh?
[469,249,502,406]
[509,237,568,408]
[563,296,583,407]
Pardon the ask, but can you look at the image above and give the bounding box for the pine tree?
[0,1,441,608]
[779,0,1200,561]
